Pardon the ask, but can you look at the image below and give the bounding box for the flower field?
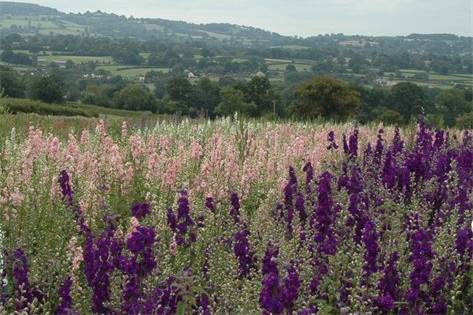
[0,117,471,314]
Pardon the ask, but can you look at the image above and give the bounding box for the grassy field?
[38,55,114,64]
[96,65,170,77]
[0,16,86,35]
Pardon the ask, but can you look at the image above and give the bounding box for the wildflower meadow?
[0,117,471,314]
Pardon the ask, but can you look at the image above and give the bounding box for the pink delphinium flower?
[121,121,128,141]
[191,140,203,160]
[80,129,89,145]
[129,134,144,162]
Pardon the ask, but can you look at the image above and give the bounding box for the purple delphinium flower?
[455,227,473,257]
[167,191,196,246]
[196,293,211,315]
[297,305,318,315]
[83,224,116,314]
[303,162,314,198]
[229,192,241,224]
[142,277,181,314]
[327,131,339,150]
[281,262,301,311]
[205,197,216,213]
[233,228,254,277]
[59,170,74,207]
[131,202,151,220]
[260,272,284,314]
[348,129,359,158]
[342,134,349,155]
[125,226,157,276]
[391,127,404,155]
[434,129,445,150]
[12,249,33,310]
[375,294,394,313]
[120,223,157,314]
[288,166,298,188]
[56,277,74,315]
[378,252,400,309]
[262,243,279,276]
[283,180,295,238]
[406,228,434,308]
[312,172,337,255]
[362,220,379,276]
[58,171,90,236]
[121,275,141,315]
[382,150,397,189]
[260,244,300,314]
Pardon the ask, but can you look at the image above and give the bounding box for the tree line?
[1,65,472,128]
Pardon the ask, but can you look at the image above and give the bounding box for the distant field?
[0,18,57,28]
[270,45,311,50]
[96,65,170,77]
[0,16,86,35]
[38,55,114,64]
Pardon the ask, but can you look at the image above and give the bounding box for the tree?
[29,74,65,103]
[81,85,112,107]
[111,46,143,65]
[113,84,156,112]
[191,78,221,117]
[436,89,469,127]
[166,77,194,114]
[285,64,297,73]
[216,87,255,117]
[1,49,32,65]
[388,82,427,121]
[290,76,360,121]
[242,76,276,116]
[357,86,389,123]
[456,112,473,129]
[0,67,25,98]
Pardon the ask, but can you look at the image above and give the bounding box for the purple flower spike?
[131,202,151,220]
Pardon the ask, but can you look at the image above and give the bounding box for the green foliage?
[0,66,25,98]
[111,44,144,65]
[1,49,32,65]
[388,82,427,120]
[0,97,97,117]
[216,87,255,117]
[436,89,469,127]
[456,112,473,129]
[290,76,360,121]
[29,74,65,104]
[113,84,157,112]
[81,85,113,107]
[242,76,276,116]
[373,107,404,125]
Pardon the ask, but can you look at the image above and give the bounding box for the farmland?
[0,115,472,313]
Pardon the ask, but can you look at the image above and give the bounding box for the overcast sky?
[10,0,473,36]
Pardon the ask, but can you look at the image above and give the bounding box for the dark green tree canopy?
[290,76,360,121]
[216,86,255,117]
[436,89,469,127]
[113,84,156,112]
[29,74,65,103]
[0,66,26,98]
[388,82,427,121]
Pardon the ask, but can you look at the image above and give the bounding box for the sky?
[8,0,473,37]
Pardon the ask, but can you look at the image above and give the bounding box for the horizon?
[2,0,472,38]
